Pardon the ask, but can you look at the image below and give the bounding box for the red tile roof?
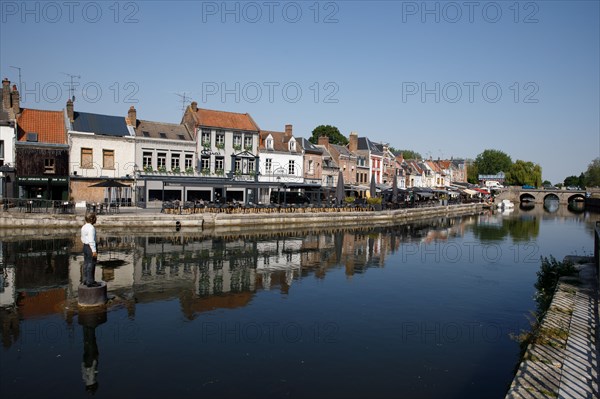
[196,108,259,131]
[426,160,442,173]
[259,130,295,152]
[17,109,66,144]
[437,160,452,169]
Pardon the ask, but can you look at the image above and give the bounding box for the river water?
[0,204,598,399]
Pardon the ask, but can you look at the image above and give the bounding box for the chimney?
[11,85,20,116]
[66,99,74,122]
[2,78,10,111]
[348,131,358,152]
[191,101,198,112]
[284,124,292,139]
[127,106,137,126]
[318,135,329,148]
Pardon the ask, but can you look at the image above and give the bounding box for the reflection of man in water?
[79,310,106,394]
[81,324,99,393]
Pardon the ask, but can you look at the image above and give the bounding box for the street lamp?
[276,175,281,205]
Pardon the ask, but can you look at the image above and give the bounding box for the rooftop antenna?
[9,65,22,92]
[174,92,192,113]
[61,72,81,101]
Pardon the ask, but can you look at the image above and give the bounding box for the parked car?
[522,185,535,189]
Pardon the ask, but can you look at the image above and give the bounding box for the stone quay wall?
[0,203,485,231]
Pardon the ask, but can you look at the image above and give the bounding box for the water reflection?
[568,200,585,214]
[79,309,107,393]
[0,217,472,319]
[469,212,540,242]
[544,198,559,213]
[0,210,599,399]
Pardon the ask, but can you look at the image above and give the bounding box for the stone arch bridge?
[495,188,586,205]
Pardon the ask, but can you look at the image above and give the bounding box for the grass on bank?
[510,256,577,362]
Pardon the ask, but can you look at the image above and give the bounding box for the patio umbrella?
[370,171,377,198]
[89,180,130,204]
[335,170,345,205]
[392,175,398,203]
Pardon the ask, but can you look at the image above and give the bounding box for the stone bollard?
[78,282,107,307]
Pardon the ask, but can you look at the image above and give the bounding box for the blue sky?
[1,0,598,183]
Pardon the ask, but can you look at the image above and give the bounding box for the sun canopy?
[89,180,130,188]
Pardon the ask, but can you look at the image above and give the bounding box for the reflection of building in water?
[0,241,15,307]
[256,237,302,290]
[0,238,72,348]
[135,236,258,298]
[8,238,71,316]
[297,230,382,278]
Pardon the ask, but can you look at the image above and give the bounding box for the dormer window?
[289,138,296,152]
[266,135,273,150]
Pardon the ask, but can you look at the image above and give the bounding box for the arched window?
[266,135,273,150]
[289,138,296,152]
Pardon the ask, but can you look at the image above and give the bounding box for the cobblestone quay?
[505,258,599,399]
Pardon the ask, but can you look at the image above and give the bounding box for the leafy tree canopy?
[563,175,580,187]
[475,149,512,175]
[466,159,479,184]
[390,148,422,160]
[584,158,600,187]
[508,160,542,187]
[563,173,586,188]
[309,125,348,145]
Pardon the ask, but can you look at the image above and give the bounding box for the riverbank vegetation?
[511,256,577,357]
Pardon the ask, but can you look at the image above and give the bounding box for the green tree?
[390,148,422,160]
[564,175,580,187]
[309,125,348,145]
[578,172,586,188]
[466,159,479,184]
[474,149,512,175]
[542,180,552,187]
[585,157,600,187]
[508,160,542,187]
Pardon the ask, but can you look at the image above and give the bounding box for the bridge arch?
[543,193,560,202]
[567,193,585,203]
[520,193,536,203]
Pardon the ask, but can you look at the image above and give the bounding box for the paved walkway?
[505,261,599,399]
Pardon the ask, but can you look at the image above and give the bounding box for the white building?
[66,101,136,203]
[257,125,304,203]
[0,80,17,199]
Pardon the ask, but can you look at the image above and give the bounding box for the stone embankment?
[505,259,598,399]
[0,203,485,231]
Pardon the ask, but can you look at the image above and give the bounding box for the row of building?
[0,78,468,206]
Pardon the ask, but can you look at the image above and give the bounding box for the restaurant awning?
[463,189,478,196]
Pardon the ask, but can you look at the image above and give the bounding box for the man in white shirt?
[81,213,99,287]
